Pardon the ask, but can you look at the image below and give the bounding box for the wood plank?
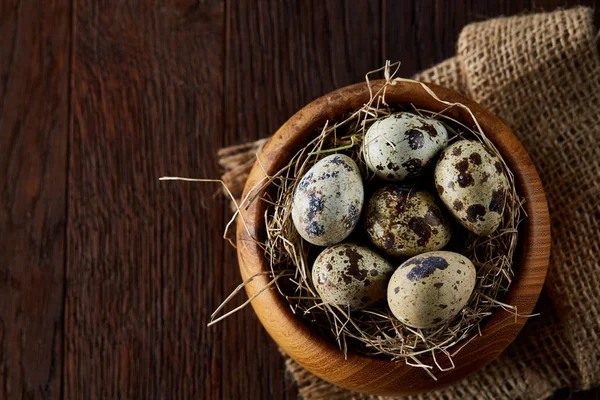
[224,0,384,146]
[0,1,70,399]
[65,1,225,398]
[222,1,382,399]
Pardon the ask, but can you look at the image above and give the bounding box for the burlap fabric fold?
[219,7,600,400]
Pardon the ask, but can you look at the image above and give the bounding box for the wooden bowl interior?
[236,80,550,396]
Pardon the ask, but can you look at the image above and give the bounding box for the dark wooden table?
[1,1,599,399]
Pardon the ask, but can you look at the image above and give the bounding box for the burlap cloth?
[218,7,600,400]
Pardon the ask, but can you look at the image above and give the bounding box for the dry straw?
[207,61,526,378]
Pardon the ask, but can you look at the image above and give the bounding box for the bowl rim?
[236,80,550,396]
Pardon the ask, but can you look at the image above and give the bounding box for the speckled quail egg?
[362,112,448,181]
[387,251,476,329]
[364,185,452,258]
[434,140,510,236]
[312,243,394,310]
[292,154,364,246]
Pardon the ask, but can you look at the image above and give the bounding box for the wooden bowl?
[236,80,550,396]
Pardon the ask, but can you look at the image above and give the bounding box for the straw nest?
[214,63,524,377]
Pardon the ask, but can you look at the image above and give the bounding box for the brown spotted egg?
[312,243,394,310]
[362,112,448,181]
[434,140,510,236]
[292,154,364,246]
[365,185,452,257]
[387,251,476,329]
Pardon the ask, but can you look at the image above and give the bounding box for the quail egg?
[365,185,452,257]
[363,112,448,181]
[312,243,394,310]
[292,154,364,246]
[434,140,510,236]
[387,251,476,329]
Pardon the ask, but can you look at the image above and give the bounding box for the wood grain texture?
[222,2,381,398]
[237,80,551,395]
[0,1,598,399]
[65,1,226,398]
[0,1,70,399]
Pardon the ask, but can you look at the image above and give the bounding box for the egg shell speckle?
[387,251,476,329]
[365,185,452,257]
[434,140,510,236]
[312,243,395,310]
[292,154,364,246]
[362,112,448,181]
